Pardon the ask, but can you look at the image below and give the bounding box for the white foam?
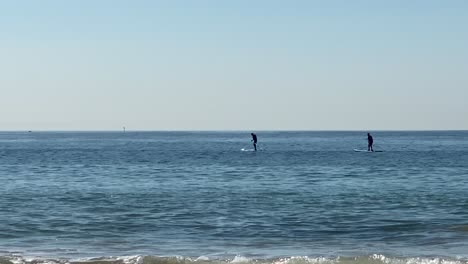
[117,256,143,264]
[231,256,251,263]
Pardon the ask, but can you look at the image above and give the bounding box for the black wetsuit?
[367,134,374,152]
[252,133,258,151]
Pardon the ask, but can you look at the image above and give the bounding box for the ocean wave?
[1,255,468,264]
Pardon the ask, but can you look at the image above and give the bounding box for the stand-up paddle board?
[354,149,383,152]
[241,148,256,152]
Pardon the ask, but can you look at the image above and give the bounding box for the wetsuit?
[367,134,374,152]
[251,133,258,151]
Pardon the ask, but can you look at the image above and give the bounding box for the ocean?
[0,131,468,264]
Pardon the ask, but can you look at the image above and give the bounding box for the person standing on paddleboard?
[367,133,374,152]
[251,133,258,151]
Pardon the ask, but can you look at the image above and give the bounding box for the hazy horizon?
[1,1,467,131]
[0,129,468,131]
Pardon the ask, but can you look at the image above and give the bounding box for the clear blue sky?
[1,0,467,130]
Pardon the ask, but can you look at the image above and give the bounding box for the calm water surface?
[0,131,467,262]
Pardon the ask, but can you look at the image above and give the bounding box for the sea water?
[0,131,467,264]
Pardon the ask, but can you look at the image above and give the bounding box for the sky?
[1,0,467,131]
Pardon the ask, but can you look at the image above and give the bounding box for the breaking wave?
[1,255,468,264]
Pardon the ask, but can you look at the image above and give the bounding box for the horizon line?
[0,129,467,132]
